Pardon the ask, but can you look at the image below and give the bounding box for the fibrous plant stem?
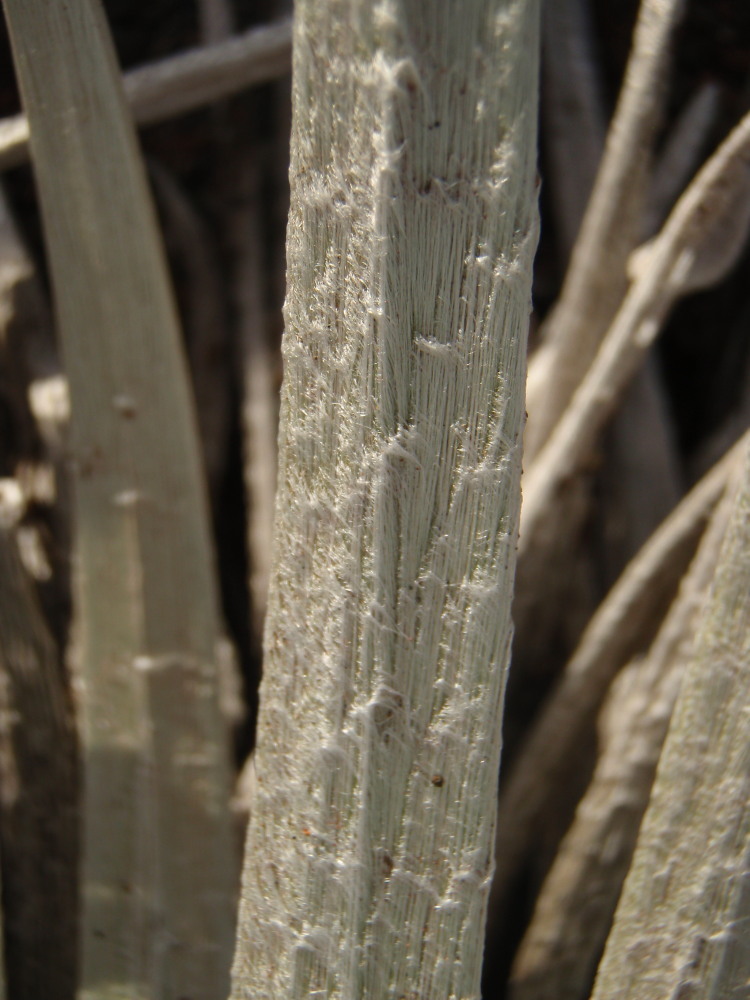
[230,2,540,998]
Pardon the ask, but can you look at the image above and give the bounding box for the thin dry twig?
[521,109,750,553]
[525,0,686,461]
[0,18,292,171]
